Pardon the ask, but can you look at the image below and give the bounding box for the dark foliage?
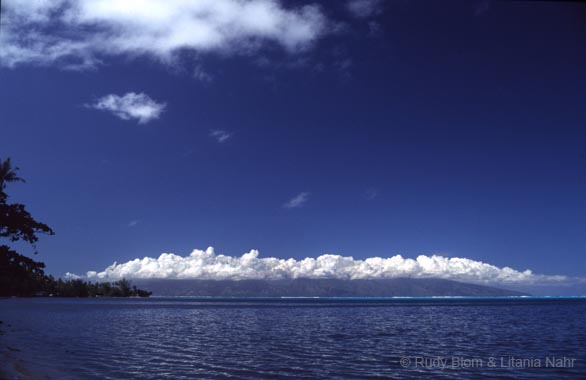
[41,277,152,298]
[0,158,54,247]
[0,245,47,296]
[0,157,150,297]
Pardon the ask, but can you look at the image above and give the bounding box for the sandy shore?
[0,320,47,380]
[0,349,31,380]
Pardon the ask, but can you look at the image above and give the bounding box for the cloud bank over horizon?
[71,247,573,286]
[1,0,329,69]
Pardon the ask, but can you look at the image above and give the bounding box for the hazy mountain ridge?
[135,278,527,297]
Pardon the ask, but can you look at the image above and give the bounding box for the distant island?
[0,157,523,299]
[134,278,527,297]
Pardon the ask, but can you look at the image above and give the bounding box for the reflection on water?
[1,298,585,379]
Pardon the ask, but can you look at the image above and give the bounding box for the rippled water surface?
[1,297,585,379]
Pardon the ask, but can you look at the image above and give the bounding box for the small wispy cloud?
[368,21,383,37]
[364,188,379,200]
[346,0,383,19]
[474,0,491,16]
[334,58,353,77]
[283,192,310,209]
[88,92,166,124]
[209,130,232,143]
[128,220,140,228]
[193,65,213,83]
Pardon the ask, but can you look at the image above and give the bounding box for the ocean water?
[1,297,585,379]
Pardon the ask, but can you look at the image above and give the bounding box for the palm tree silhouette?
[0,157,25,191]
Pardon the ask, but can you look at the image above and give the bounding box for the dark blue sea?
[1,297,585,379]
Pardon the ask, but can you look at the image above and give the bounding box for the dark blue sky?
[1,0,585,279]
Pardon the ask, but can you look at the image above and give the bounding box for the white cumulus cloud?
[283,192,310,209]
[0,0,329,69]
[75,247,570,286]
[88,92,166,124]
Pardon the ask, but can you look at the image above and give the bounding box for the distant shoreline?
[3,295,586,299]
[144,295,586,300]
